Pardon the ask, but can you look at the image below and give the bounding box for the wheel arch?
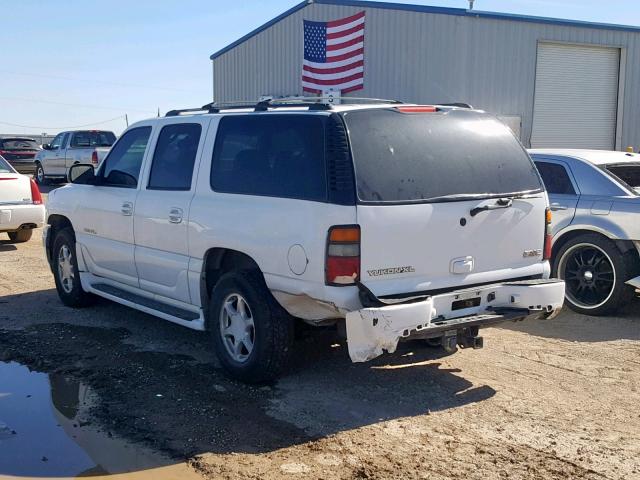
[46,214,74,267]
[200,248,262,319]
[552,228,638,263]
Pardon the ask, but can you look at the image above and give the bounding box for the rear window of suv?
[211,114,327,202]
[342,108,543,203]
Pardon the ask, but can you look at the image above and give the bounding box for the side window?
[148,123,201,191]
[211,115,326,201]
[50,133,64,150]
[99,127,151,188]
[534,161,576,195]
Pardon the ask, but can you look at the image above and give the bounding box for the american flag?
[302,11,365,94]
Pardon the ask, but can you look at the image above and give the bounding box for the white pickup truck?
[34,130,116,184]
[43,99,565,383]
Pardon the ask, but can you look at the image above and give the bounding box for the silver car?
[529,149,640,315]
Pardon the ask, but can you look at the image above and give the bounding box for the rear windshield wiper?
[470,198,513,217]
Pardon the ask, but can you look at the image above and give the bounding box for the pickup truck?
[34,130,116,184]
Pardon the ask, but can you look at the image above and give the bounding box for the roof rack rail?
[165,107,208,117]
[438,102,473,109]
[165,96,406,117]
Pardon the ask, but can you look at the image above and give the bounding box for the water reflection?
[0,361,201,479]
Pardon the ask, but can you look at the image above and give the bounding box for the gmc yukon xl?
[43,99,565,382]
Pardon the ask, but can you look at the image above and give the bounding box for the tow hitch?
[440,327,483,353]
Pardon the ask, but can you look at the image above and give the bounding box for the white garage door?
[530,43,620,150]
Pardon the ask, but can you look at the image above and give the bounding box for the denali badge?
[523,249,543,258]
[367,266,415,277]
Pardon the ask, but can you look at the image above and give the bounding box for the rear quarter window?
[343,109,542,203]
[210,115,327,202]
[534,161,576,195]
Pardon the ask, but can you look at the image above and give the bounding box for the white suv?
[43,100,565,382]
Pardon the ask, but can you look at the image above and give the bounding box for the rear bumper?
[0,204,45,232]
[345,279,565,362]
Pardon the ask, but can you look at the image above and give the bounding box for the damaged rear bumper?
[345,279,565,362]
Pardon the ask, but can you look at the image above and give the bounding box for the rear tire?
[208,270,294,383]
[7,230,33,243]
[553,233,636,316]
[35,162,48,185]
[52,227,95,308]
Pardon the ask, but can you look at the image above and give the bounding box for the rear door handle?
[121,201,133,216]
[169,207,183,224]
[550,203,568,211]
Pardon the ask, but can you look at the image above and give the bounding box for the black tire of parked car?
[208,270,294,384]
[7,230,33,243]
[35,162,49,185]
[553,233,636,316]
[52,227,95,308]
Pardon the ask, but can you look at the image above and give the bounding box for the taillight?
[543,207,552,260]
[30,178,43,205]
[326,225,360,286]
[91,151,99,164]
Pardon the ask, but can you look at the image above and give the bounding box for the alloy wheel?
[219,293,255,363]
[36,165,44,184]
[559,243,616,309]
[57,245,75,294]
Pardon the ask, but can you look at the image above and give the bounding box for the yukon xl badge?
[367,266,415,277]
[523,249,543,258]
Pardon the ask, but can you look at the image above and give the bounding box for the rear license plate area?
[451,297,481,311]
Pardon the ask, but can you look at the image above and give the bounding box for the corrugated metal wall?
[212,3,640,149]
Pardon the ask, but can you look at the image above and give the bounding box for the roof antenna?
[468,0,474,9]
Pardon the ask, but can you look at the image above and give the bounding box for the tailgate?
[358,196,548,296]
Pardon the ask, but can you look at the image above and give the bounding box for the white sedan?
[0,154,45,243]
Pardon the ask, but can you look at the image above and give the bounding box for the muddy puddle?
[0,361,202,479]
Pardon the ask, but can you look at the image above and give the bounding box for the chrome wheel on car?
[558,243,616,310]
[219,293,255,363]
[57,244,75,294]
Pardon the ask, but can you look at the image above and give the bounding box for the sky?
[1,0,639,136]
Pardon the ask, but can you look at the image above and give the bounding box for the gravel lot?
[1,187,639,479]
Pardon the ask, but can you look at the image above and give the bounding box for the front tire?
[208,270,294,383]
[553,233,636,316]
[52,228,94,308]
[7,230,33,243]
[35,162,48,185]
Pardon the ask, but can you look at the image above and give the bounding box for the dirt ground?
[1,190,639,479]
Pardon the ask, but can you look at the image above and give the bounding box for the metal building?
[210,0,640,150]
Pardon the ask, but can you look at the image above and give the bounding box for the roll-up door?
[530,43,620,150]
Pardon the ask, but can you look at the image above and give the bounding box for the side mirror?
[42,144,51,150]
[69,164,96,184]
